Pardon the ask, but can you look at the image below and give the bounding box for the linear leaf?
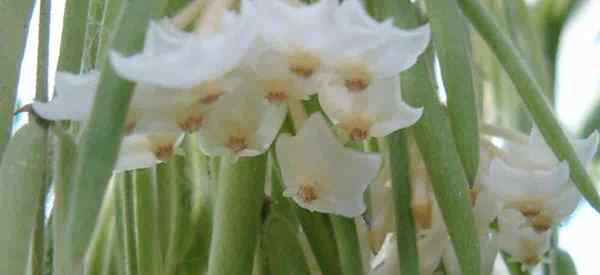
[0,123,46,275]
[423,0,480,184]
[0,0,35,158]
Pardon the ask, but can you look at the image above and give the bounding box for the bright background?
[14,0,600,274]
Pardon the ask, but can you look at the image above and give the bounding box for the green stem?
[330,216,363,275]
[207,155,267,275]
[64,0,167,273]
[457,0,600,213]
[263,213,311,275]
[116,172,138,275]
[552,248,578,275]
[0,0,35,159]
[422,0,480,184]
[81,0,108,71]
[84,180,117,275]
[134,168,161,275]
[58,0,91,72]
[386,132,420,275]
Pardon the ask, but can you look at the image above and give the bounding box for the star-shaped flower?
[196,88,287,159]
[496,209,551,268]
[275,113,382,218]
[115,133,183,172]
[319,76,422,140]
[110,1,257,89]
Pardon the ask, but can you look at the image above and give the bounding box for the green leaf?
[552,248,578,275]
[207,155,267,275]
[379,1,481,274]
[0,0,35,159]
[457,0,600,214]
[263,213,311,275]
[115,172,138,275]
[422,0,480,184]
[330,216,363,275]
[58,0,92,72]
[64,0,169,273]
[81,0,109,71]
[386,132,420,275]
[84,181,118,275]
[0,123,46,275]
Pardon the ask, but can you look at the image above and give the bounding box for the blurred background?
[13,0,600,274]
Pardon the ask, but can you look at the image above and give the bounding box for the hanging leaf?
[0,123,46,275]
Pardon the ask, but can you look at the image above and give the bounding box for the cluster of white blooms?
[31,0,597,272]
[33,0,429,217]
[363,127,598,274]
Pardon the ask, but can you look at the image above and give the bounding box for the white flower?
[442,233,498,275]
[115,133,183,172]
[369,205,447,275]
[196,88,286,159]
[319,76,422,140]
[328,0,431,84]
[32,71,99,121]
[496,209,551,267]
[275,113,382,217]
[485,158,576,232]
[110,1,257,89]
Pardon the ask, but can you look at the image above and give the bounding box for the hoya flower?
[196,89,286,159]
[369,206,448,275]
[326,0,431,91]
[319,76,422,140]
[32,71,98,121]
[496,209,551,268]
[485,159,576,232]
[115,133,183,172]
[275,113,382,217]
[111,1,257,89]
[32,70,218,135]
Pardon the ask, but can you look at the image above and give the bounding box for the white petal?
[486,158,570,203]
[545,185,581,221]
[115,135,160,172]
[365,24,431,78]
[32,71,99,121]
[110,4,257,88]
[197,90,285,157]
[275,113,382,217]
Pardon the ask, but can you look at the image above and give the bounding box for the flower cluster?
[33,0,429,217]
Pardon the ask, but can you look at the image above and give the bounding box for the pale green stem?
[457,0,600,213]
[330,216,363,275]
[84,179,117,275]
[393,1,482,274]
[385,132,420,275]
[0,0,35,159]
[116,172,138,275]
[64,0,167,273]
[58,0,91,72]
[81,0,107,71]
[263,213,311,275]
[134,168,161,275]
[207,155,267,275]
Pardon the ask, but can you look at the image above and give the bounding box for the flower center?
[523,255,539,266]
[153,144,174,161]
[338,60,372,93]
[264,79,290,103]
[531,214,552,233]
[513,201,542,217]
[288,50,321,78]
[297,181,319,203]
[199,92,223,104]
[412,202,432,230]
[226,136,247,153]
[177,115,204,133]
[340,117,372,141]
[192,81,225,105]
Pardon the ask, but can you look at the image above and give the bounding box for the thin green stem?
[207,155,267,275]
[386,132,420,275]
[134,168,161,275]
[84,179,117,275]
[64,0,168,273]
[263,213,311,275]
[330,216,363,275]
[81,0,108,71]
[457,0,600,213]
[58,0,91,72]
[116,172,138,275]
[388,1,482,274]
